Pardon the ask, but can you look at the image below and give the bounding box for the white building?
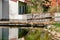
[0,0,27,22]
[0,0,60,22]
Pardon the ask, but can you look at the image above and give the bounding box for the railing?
[27,13,53,22]
[0,13,54,27]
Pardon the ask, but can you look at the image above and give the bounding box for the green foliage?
[48,6,57,13]
[48,5,60,13]
[26,5,31,13]
[27,0,53,13]
[25,29,52,40]
[53,23,60,27]
[27,0,43,13]
[18,29,29,38]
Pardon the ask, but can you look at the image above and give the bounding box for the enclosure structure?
[0,0,27,21]
[0,0,60,27]
[0,0,52,21]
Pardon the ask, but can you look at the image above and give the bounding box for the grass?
[25,28,52,40]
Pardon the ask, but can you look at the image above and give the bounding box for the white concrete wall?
[9,0,27,21]
[9,28,18,40]
[54,13,60,21]
[27,13,51,22]
[19,0,25,2]
[55,13,60,16]
[9,0,22,20]
[0,0,2,20]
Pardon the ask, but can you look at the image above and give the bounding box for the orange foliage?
[51,0,60,6]
[51,0,57,6]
